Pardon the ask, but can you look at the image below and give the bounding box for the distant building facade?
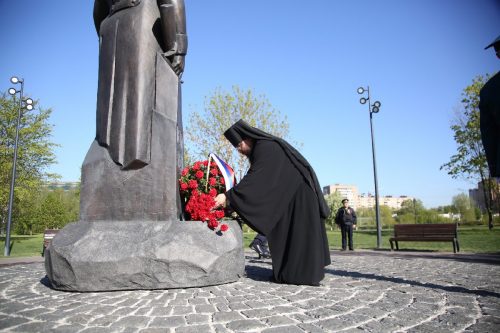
[323,184,359,207]
[323,183,412,210]
[469,179,500,212]
[43,182,80,191]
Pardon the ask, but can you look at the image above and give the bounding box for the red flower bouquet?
[179,159,230,233]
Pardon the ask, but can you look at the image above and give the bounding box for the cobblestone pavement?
[1,250,499,332]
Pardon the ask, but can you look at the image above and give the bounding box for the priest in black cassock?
[479,34,500,177]
[213,120,331,286]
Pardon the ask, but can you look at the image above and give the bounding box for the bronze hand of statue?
[170,55,185,76]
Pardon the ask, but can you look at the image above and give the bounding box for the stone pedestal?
[44,220,244,291]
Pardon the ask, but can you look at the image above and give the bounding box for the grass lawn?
[0,234,44,258]
[1,225,499,258]
[245,225,500,253]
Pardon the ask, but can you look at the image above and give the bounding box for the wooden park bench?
[42,229,59,256]
[389,223,459,253]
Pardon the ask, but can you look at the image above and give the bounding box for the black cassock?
[479,71,500,177]
[225,122,331,285]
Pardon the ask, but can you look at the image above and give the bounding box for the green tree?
[186,86,296,180]
[440,75,497,229]
[0,92,59,234]
[14,186,80,235]
[452,193,476,223]
[396,199,426,223]
[379,205,396,227]
[324,191,343,230]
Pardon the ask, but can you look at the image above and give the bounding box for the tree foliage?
[324,191,343,230]
[356,206,395,228]
[186,86,295,179]
[440,76,489,180]
[0,91,59,234]
[440,75,498,229]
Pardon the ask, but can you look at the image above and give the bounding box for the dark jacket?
[335,207,357,225]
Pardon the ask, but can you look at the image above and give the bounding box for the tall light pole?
[357,86,382,249]
[4,77,33,256]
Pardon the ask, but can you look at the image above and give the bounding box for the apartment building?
[323,184,359,208]
[358,194,413,210]
[323,183,412,210]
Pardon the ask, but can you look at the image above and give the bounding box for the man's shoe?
[261,247,271,259]
[250,243,265,259]
[341,248,347,251]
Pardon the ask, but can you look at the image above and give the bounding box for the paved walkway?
[0,250,499,332]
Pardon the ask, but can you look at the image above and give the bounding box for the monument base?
[44,220,244,292]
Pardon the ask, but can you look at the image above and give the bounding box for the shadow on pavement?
[325,268,500,298]
[332,249,500,266]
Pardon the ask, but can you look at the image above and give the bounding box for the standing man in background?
[335,199,357,251]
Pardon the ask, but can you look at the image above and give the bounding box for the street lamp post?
[4,76,33,256]
[357,86,382,249]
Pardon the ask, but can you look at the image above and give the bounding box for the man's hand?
[213,193,226,209]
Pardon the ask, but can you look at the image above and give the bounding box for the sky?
[0,0,499,208]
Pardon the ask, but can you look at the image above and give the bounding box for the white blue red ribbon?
[207,153,236,192]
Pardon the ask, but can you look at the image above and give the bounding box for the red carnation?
[215,210,225,219]
[180,183,188,191]
[209,177,217,186]
[220,178,225,185]
[195,170,204,179]
[188,180,198,189]
[209,188,217,197]
[220,224,229,232]
[181,168,189,176]
[208,219,219,229]
[210,168,218,176]
[203,160,209,166]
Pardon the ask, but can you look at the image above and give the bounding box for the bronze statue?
[93,0,187,170]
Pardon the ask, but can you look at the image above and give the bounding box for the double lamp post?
[357,86,382,249]
[4,77,33,256]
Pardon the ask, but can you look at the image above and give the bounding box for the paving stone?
[171,305,194,315]
[212,311,245,323]
[148,316,185,328]
[185,313,210,325]
[262,315,297,326]
[194,304,217,313]
[226,319,267,331]
[297,323,327,333]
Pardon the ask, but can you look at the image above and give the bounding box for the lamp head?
[24,98,34,110]
[357,87,365,94]
[8,88,17,95]
[10,77,21,84]
[372,106,380,113]
[360,97,367,104]
[373,101,381,108]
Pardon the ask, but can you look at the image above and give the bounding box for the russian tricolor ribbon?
[206,153,236,192]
